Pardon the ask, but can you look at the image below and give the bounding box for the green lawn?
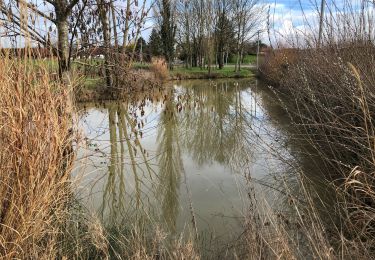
[24,58,104,72]
[228,54,257,64]
[170,66,253,79]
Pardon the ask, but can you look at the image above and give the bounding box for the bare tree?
[214,0,233,69]
[0,0,82,77]
[232,0,263,72]
[97,0,111,87]
[176,0,192,68]
[175,0,263,72]
[121,0,131,50]
[205,0,215,75]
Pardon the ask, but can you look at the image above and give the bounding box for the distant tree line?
[151,0,265,72]
[0,0,265,83]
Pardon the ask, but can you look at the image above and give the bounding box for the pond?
[73,79,313,257]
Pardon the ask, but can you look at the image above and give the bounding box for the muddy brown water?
[73,79,329,257]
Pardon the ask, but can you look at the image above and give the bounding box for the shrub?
[259,48,300,85]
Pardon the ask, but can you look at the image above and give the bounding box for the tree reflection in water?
[177,81,257,172]
[156,88,183,235]
[76,79,304,255]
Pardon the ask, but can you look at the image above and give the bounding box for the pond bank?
[76,66,256,102]
[169,66,254,80]
[76,69,161,102]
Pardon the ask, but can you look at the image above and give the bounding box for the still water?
[74,79,297,255]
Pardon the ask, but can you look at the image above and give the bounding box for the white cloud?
[264,0,375,48]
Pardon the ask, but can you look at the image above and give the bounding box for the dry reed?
[257,0,375,258]
[0,55,109,258]
[151,57,169,82]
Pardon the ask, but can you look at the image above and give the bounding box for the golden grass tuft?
[151,57,169,82]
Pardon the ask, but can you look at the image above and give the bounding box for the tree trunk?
[184,4,191,69]
[235,29,241,72]
[207,38,212,77]
[235,50,240,72]
[98,0,111,88]
[56,17,69,78]
[122,0,131,51]
[239,48,243,71]
[218,47,224,69]
[111,2,119,49]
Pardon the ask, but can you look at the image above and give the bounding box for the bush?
[259,48,300,85]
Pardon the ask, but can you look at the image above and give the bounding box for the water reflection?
[74,79,297,253]
[157,88,183,234]
[178,82,257,172]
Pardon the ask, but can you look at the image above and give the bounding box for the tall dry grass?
[260,47,375,257]
[151,57,169,82]
[0,55,109,258]
[256,0,375,258]
[0,53,200,259]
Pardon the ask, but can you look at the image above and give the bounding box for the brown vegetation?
[259,40,375,258]
[0,57,108,258]
[259,48,300,86]
[0,53,200,259]
[150,57,169,82]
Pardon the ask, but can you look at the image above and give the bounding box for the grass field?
[170,66,253,79]
[228,54,257,64]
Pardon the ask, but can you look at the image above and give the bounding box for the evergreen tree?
[136,37,147,52]
[158,0,176,69]
[149,28,163,57]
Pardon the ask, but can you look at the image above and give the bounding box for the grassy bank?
[76,59,255,102]
[126,62,255,80]
[27,58,255,101]
[170,66,253,80]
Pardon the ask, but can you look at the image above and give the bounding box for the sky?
[0,0,370,48]
[264,0,320,45]
[263,0,371,46]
